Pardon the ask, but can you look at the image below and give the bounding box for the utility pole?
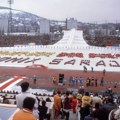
[8,0,14,34]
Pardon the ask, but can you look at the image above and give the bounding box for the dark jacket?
[38,105,48,120]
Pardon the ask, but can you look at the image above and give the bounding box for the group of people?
[69,75,105,87]
[85,76,104,87]
[52,73,118,90]
[1,80,120,120]
[86,36,120,47]
[12,82,51,120]
[69,76,84,86]
[83,66,106,75]
[0,35,50,47]
[1,73,117,120]
[53,89,120,120]
[53,90,78,120]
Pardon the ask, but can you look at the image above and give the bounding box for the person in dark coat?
[38,100,51,120]
[80,102,91,120]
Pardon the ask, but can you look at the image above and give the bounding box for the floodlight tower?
[8,0,14,33]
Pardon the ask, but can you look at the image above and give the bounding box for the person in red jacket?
[71,95,77,113]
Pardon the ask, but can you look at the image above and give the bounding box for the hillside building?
[40,18,50,34]
[66,18,78,30]
[0,17,8,34]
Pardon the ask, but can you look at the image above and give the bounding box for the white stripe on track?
[3,78,25,91]
[0,76,26,91]
[0,78,14,87]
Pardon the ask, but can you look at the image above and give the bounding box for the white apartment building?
[0,17,8,33]
[40,18,50,34]
[66,18,78,30]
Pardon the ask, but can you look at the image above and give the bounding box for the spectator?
[71,94,77,113]
[78,86,84,95]
[82,92,92,107]
[102,97,118,119]
[77,92,82,101]
[91,93,102,107]
[46,97,52,102]
[38,100,51,120]
[16,82,39,119]
[53,90,62,119]
[108,108,120,120]
[62,91,72,120]
[92,103,101,119]
[80,102,91,120]
[93,107,108,120]
[113,82,117,88]
[13,97,36,120]
[108,87,112,94]
[114,108,120,120]
[2,96,10,104]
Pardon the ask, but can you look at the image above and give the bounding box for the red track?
[0,66,120,93]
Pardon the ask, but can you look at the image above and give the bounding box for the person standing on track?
[33,75,37,84]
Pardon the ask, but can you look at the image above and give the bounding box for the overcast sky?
[0,0,120,22]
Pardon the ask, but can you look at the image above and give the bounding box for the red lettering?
[56,52,83,58]
[89,53,95,58]
[56,52,66,57]
[68,53,75,58]
[116,54,120,58]
[89,53,120,59]
[76,53,83,58]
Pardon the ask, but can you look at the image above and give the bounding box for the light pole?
[8,0,14,34]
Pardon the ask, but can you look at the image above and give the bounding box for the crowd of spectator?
[0,80,120,120]
[53,88,120,120]
[0,82,53,120]
[0,90,53,97]
[1,34,120,48]
[86,36,120,47]
[0,35,51,47]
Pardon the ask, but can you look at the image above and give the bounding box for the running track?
[0,66,120,93]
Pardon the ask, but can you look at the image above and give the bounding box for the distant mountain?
[0,6,43,19]
[0,6,46,33]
